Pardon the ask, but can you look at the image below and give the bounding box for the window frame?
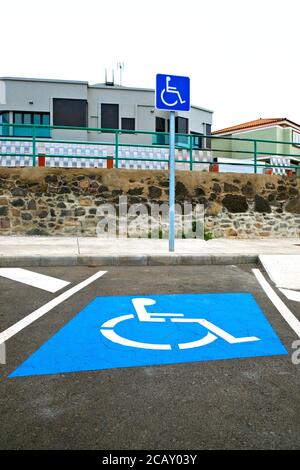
[175,116,189,134]
[292,130,300,148]
[0,111,10,136]
[101,103,119,130]
[121,117,135,132]
[191,131,203,149]
[155,116,166,133]
[155,117,166,145]
[53,98,88,128]
[12,111,51,137]
[204,123,212,149]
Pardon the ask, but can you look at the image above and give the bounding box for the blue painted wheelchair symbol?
[9,293,287,377]
[100,297,260,350]
[156,74,190,111]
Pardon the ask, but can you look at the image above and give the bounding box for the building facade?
[211,118,300,175]
[0,77,213,147]
[212,118,300,162]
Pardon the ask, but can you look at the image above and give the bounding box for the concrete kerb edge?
[211,254,258,265]
[0,255,42,267]
[77,255,118,266]
[257,255,271,276]
[0,254,259,267]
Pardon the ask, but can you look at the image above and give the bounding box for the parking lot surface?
[0,264,299,449]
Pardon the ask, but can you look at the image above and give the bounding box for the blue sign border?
[156,74,190,111]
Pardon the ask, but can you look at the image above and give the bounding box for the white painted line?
[0,270,107,345]
[253,268,300,338]
[279,288,300,303]
[0,342,5,364]
[100,327,172,350]
[0,268,70,293]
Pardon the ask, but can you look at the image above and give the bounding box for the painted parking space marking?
[279,288,300,303]
[0,270,107,345]
[9,292,287,378]
[0,268,70,293]
[100,297,260,350]
[259,255,300,290]
[253,269,300,337]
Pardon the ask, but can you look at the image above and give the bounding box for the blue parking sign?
[156,74,190,111]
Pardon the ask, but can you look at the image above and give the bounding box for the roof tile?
[212,118,286,135]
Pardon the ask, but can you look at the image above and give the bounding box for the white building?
[0,77,213,170]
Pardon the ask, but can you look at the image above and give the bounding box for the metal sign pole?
[155,74,190,252]
[169,110,175,252]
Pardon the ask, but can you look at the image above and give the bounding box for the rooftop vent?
[105,69,114,86]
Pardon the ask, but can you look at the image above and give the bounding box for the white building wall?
[0,81,6,105]
[0,78,213,166]
[0,78,88,141]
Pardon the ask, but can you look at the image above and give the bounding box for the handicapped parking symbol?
[10,293,287,377]
[156,74,190,111]
[100,298,260,351]
[160,76,186,107]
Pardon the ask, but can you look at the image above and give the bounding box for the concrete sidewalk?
[0,236,299,266]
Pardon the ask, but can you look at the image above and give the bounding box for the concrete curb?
[0,254,258,267]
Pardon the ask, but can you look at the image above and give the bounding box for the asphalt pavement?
[0,263,299,450]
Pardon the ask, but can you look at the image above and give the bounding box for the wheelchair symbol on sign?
[100,298,260,350]
[160,76,186,107]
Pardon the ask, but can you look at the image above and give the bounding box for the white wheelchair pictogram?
[100,298,260,351]
[160,76,186,107]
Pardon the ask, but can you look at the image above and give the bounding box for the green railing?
[0,122,300,174]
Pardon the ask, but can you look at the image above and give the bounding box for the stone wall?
[0,168,300,238]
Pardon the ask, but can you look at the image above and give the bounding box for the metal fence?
[1,122,300,174]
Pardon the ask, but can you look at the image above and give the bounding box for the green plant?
[204,231,213,241]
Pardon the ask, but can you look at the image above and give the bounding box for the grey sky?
[2,0,299,130]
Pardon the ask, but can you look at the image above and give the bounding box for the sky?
[1,0,299,130]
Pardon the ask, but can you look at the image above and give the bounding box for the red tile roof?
[212,118,300,135]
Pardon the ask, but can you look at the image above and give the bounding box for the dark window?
[175,117,189,147]
[13,112,50,137]
[101,103,119,130]
[155,117,166,144]
[155,117,165,133]
[0,112,9,136]
[175,117,188,134]
[53,98,87,127]
[205,123,211,149]
[121,117,135,131]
